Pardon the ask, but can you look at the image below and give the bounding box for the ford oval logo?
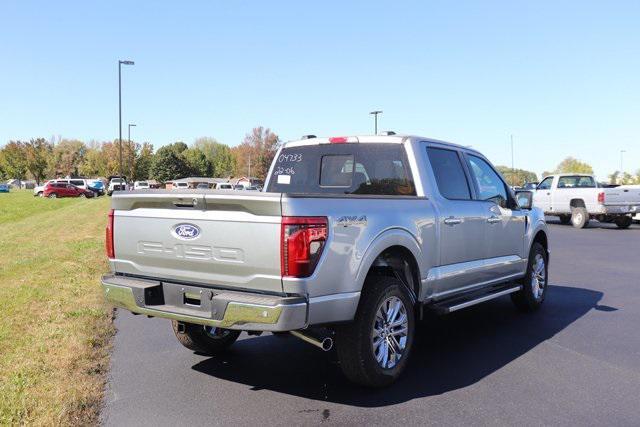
[173,223,200,240]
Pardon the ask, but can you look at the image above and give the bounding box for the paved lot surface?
[102,219,640,426]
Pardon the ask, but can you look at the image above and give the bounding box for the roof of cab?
[283,134,481,155]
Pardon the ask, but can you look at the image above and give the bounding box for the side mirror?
[515,190,533,210]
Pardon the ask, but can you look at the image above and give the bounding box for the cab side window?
[427,147,471,200]
[466,155,509,208]
[537,177,553,190]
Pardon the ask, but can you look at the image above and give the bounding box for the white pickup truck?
[532,174,640,228]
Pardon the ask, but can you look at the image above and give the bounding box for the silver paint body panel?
[107,135,548,329]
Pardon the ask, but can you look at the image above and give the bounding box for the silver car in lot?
[102,134,549,386]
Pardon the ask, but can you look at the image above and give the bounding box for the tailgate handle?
[173,198,199,208]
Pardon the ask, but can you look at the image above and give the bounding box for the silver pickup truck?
[102,134,549,387]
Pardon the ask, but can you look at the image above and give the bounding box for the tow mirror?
[515,190,533,210]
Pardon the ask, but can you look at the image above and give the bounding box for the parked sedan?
[88,180,106,196]
[43,182,94,199]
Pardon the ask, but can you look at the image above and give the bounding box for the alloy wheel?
[372,296,409,369]
[531,253,546,300]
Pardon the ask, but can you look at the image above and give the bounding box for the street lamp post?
[128,123,137,182]
[369,110,382,135]
[118,60,135,180]
[510,134,515,185]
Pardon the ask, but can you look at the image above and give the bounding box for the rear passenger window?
[320,155,354,187]
[427,148,471,200]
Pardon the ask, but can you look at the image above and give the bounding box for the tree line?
[498,156,640,186]
[0,127,279,184]
[2,133,638,186]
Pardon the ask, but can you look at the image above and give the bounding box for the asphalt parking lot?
[102,219,640,426]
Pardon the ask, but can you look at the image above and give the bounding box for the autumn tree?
[50,139,86,177]
[232,127,279,179]
[24,138,53,184]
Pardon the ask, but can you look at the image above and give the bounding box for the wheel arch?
[355,229,423,304]
[570,198,586,209]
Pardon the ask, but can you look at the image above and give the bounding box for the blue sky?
[1,1,638,180]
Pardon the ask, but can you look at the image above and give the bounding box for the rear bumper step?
[101,274,308,331]
[430,284,522,314]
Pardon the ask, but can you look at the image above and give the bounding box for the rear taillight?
[597,191,605,204]
[106,209,115,259]
[281,216,328,278]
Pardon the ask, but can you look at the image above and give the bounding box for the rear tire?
[558,215,571,225]
[571,207,589,228]
[512,242,548,312]
[614,216,632,229]
[335,275,415,387]
[171,321,241,355]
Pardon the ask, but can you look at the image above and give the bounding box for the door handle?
[546,192,550,195]
[487,216,501,224]
[444,217,462,226]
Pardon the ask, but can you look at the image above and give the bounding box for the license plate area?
[162,282,214,314]
[183,291,201,307]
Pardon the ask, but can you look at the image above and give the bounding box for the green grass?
[0,190,82,225]
[0,190,114,425]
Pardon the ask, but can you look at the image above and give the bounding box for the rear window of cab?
[266,143,416,196]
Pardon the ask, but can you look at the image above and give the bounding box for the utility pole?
[128,123,136,183]
[118,60,134,179]
[248,152,251,178]
[369,110,382,135]
[510,134,515,186]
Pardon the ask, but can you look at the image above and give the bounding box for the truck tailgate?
[110,191,283,294]
[604,186,640,206]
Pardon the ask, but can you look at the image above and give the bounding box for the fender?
[354,227,423,297]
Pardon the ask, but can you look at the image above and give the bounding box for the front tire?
[512,242,548,312]
[571,207,589,228]
[171,321,240,355]
[614,216,632,229]
[48,193,57,199]
[335,275,415,387]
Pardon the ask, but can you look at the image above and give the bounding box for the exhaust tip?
[321,337,333,351]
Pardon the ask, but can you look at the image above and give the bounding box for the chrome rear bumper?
[101,274,307,331]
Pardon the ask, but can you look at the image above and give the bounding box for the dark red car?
[43,182,94,199]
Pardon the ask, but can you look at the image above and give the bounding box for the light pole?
[369,110,382,135]
[118,60,134,179]
[128,123,136,182]
[510,134,515,185]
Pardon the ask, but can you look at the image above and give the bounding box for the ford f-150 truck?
[102,134,549,386]
[532,174,640,228]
